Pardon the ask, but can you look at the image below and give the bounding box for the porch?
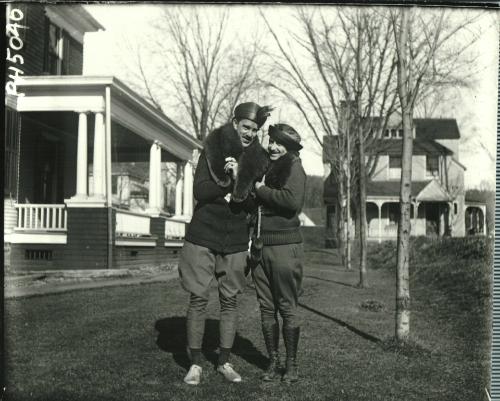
[5,75,202,270]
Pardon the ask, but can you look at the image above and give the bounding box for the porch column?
[92,112,106,199]
[481,205,487,235]
[175,162,183,216]
[76,112,88,197]
[377,202,383,244]
[447,202,453,236]
[147,141,162,215]
[183,161,193,216]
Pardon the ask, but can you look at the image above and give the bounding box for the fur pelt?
[264,152,299,189]
[204,123,270,202]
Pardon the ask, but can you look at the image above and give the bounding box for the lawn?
[3,239,491,401]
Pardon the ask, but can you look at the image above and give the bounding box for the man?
[179,102,272,385]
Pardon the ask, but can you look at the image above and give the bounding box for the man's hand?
[224,157,238,181]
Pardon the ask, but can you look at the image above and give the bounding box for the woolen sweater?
[255,153,306,246]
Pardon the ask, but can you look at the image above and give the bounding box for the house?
[322,117,487,244]
[4,4,202,271]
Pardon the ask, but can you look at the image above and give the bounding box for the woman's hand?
[255,178,265,190]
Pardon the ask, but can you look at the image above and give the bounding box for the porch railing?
[15,204,67,231]
[115,210,151,237]
[165,218,186,240]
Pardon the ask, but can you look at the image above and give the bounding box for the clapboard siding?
[65,208,110,269]
[9,244,68,271]
[114,247,180,269]
[7,208,182,271]
[4,198,17,233]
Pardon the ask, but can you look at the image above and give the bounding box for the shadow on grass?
[298,303,381,344]
[304,275,358,288]
[155,316,267,370]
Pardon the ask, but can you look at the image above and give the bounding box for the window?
[45,21,62,74]
[389,156,402,179]
[384,128,403,139]
[5,108,20,198]
[44,19,82,75]
[112,176,118,194]
[426,155,439,177]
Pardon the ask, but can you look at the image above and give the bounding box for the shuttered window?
[43,18,83,75]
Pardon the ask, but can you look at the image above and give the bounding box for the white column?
[175,162,183,216]
[377,202,382,243]
[92,112,106,199]
[482,205,487,235]
[147,141,162,215]
[183,161,193,216]
[75,112,88,197]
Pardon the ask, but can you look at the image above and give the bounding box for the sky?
[84,4,498,190]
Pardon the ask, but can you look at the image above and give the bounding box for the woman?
[252,123,306,384]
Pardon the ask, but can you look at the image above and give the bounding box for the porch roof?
[323,178,453,204]
[10,75,202,161]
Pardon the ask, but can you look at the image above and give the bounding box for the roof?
[322,135,453,163]
[366,138,453,156]
[324,178,434,203]
[14,75,202,161]
[414,119,460,140]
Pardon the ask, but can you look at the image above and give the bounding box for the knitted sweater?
[255,153,306,246]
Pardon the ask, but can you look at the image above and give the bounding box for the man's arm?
[193,151,231,202]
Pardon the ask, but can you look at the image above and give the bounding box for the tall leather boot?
[261,322,281,381]
[282,326,300,384]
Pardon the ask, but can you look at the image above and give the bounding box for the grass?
[3,238,491,401]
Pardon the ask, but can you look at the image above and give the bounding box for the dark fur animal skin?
[203,123,270,202]
[264,152,297,189]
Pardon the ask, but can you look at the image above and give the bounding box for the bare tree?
[120,7,263,140]
[390,6,481,342]
[260,7,398,283]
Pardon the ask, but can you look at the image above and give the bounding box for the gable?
[416,179,452,202]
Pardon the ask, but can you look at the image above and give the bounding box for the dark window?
[426,156,439,177]
[5,108,20,198]
[45,20,62,74]
[389,156,402,168]
[112,176,118,194]
[454,203,458,215]
[44,19,82,75]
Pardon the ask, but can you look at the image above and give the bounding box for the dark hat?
[234,102,273,128]
[268,124,303,151]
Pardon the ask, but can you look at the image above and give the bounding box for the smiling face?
[268,138,287,160]
[233,118,259,148]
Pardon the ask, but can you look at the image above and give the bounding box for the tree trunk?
[358,137,368,288]
[346,143,352,271]
[395,8,412,343]
[338,179,346,267]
